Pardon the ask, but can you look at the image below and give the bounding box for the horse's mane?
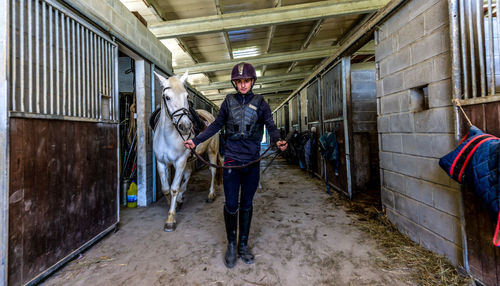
[169,76,186,95]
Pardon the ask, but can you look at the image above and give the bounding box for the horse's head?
[155,71,193,137]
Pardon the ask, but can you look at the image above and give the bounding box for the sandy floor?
[42,158,415,286]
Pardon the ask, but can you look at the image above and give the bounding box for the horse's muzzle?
[177,121,192,135]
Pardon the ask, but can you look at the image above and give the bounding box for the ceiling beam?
[142,0,168,21]
[176,44,374,74]
[206,84,298,101]
[194,71,309,91]
[149,0,390,39]
[214,0,233,60]
[287,18,324,73]
[262,0,281,76]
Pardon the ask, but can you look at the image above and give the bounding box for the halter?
[162,86,193,141]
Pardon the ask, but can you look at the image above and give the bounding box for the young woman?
[184,62,287,268]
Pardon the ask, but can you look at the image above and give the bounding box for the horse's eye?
[165,96,171,100]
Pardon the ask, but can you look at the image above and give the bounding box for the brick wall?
[375,0,463,265]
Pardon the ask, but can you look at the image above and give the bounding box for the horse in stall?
[153,71,223,232]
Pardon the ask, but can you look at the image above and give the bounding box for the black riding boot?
[223,205,238,268]
[238,207,255,264]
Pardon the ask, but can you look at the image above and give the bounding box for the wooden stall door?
[462,102,500,285]
[320,58,351,197]
[8,121,118,286]
[307,81,322,176]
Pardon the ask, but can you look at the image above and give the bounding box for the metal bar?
[107,42,111,119]
[9,111,117,123]
[49,4,54,114]
[459,0,469,99]
[111,43,116,120]
[467,0,477,98]
[42,1,47,113]
[66,16,71,116]
[80,25,85,118]
[114,44,120,218]
[110,43,114,119]
[341,57,352,199]
[459,94,500,105]
[85,28,90,118]
[11,0,16,111]
[94,33,98,118]
[475,0,486,97]
[28,0,32,112]
[35,0,40,113]
[487,0,495,95]
[61,13,66,116]
[20,0,24,112]
[76,23,81,117]
[497,0,500,95]
[71,19,76,116]
[55,9,60,115]
[0,0,10,283]
[90,32,94,118]
[151,63,156,202]
[98,37,102,118]
[448,0,469,273]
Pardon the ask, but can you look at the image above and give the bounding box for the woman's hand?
[184,139,196,149]
[276,140,288,152]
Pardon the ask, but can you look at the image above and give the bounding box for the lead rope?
[452,98,473,127]
[188,144,276,169]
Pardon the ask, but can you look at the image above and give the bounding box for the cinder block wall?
[375,0,463,265]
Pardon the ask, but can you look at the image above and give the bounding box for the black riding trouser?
[223,158,260,213]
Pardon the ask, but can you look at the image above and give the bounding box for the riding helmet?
[231,62,257,81]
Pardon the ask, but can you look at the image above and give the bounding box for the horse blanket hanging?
[439,125,500,246]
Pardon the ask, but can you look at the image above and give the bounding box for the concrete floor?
[42,158,415,285]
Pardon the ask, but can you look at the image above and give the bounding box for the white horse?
[153,71,223,232]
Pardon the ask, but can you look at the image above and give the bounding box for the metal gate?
[9,0,119,284]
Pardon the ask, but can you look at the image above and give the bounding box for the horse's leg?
[178,162,192,209]
[164,155,188,232]
[207,146,218,203]
[156,161,171,203]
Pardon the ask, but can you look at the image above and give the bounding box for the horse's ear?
[180,70,189,84]
[154,71,169,87]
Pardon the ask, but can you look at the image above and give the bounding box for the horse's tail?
[215,153,224,186]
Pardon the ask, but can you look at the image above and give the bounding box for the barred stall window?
[10,0,118,121]
[455,0,500,104]
[291,96,299,126]
[307,80,320,123]
[321,64,343,120]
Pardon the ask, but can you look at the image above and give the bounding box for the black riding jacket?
[192,91,280,163]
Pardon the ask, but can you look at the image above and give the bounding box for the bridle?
[162,86,193,141]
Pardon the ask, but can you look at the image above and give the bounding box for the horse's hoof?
[206,197,215,203]
[164,222,176,232]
